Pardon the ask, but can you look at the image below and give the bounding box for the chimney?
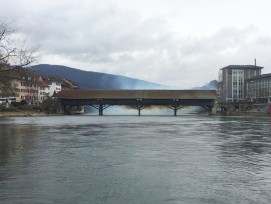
[255,58,257,66]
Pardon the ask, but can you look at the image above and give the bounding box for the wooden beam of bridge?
[54,89,217,116]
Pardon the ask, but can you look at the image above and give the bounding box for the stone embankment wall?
[212,102,271,116]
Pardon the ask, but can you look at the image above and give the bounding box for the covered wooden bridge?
[54,89,217,116]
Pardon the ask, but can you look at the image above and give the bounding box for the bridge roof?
[55,89,217,100]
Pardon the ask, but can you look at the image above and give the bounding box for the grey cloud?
[2,0,271,88]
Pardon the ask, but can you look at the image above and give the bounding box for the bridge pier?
[63,105,72,115]
[97,99,103,116]
[173,99,179,116]
[91,102,111,116]
[138,106,141,116]
[99,104,103,116]
[137,99,142,116]
[174,106,177,116]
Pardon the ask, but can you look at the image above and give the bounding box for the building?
[45,77,62,97]
[219,65,263,102]
[1,67,49,104]
[37,81,49,102]
[45,77,78,96]
[14,68,44,104]
[0,69,20,98]
[61,78,78,90]
[0,67,79,105]
[246,74,271,102]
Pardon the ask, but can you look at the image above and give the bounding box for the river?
[0,115,271,204]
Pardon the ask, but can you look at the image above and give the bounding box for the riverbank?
[211,111,271,117]
[211,102,271,117]
[0,109,50,118]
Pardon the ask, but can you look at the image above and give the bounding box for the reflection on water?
[0,116,271,203]
[0,123,39,165]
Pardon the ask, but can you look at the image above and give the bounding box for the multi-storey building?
[1,67,78,105]
[1,67,48,104]
[219,65,263,102]
[37,81,49,102]
[15,68,42,104]
[246,74,271,102]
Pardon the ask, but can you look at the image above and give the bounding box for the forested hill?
[28,64,166,89]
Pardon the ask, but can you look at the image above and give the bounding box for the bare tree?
[0,20,38,96]
[0,20,38,68]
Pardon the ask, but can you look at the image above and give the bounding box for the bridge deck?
[54,89,217,116]
[55,89,217,100]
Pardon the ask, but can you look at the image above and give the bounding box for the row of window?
[22,76,35,81]
[20,89,38,93]
[40,92,48,95]
[21,96,38,100]
[21,82,38,88]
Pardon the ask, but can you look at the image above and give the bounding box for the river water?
[0,115,271,204]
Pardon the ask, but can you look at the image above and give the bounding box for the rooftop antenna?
[255,58,257,66]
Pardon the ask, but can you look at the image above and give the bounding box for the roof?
[0,69,22,79]
[45,77,78,88]
[0,67,40,80]
[54,89,217,100]
[246,73,271,81]
[221,65,263,70]
[36,81,49,87]
[46,77,63,83]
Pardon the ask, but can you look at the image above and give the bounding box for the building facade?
[16,68,43,104]
[45,77,62,97]
[219,65,263,102]
[1,68,53,104]
[1,67,78,105]
[37,83,49,102]
[246,74,271,102]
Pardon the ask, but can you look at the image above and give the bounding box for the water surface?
[0,115,271,203]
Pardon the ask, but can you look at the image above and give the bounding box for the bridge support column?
[99,104,103,116]
[63,105,72,115]
[174,105,177,116]
[173,99,179,116]
[137,99,142,116]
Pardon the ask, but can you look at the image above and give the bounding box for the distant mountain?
[28,64,167,89]
[193,80,218,90]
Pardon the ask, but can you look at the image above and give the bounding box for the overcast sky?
[1,0,271,88]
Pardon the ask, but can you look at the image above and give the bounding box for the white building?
[46,78,62,97]
[38,84,49,102]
